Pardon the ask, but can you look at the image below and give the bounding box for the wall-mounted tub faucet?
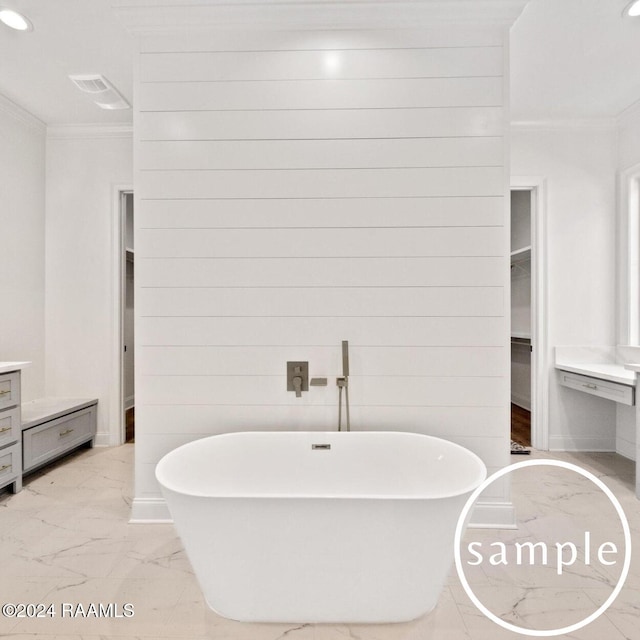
[287,362,309,398]
[337,340,351,431]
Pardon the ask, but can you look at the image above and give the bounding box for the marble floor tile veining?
[0,445,639,639]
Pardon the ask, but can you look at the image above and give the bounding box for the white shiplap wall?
[133,25,511,522]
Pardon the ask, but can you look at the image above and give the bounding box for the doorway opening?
[510,190,532,448]
[510,179,548,452]
[123,192,135,442]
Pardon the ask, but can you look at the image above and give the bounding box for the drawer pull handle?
[59,428,74,437]
[0,427,11,434]
[0,390,10,396]
[0,464,11,472]
[583,383,598,390]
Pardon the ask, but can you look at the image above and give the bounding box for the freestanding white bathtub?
[156,431,486,624]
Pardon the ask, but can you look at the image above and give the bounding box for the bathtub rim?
[155,430,487,501]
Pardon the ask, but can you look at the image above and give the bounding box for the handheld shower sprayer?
[342,340,350,378]
[337,340,351,431]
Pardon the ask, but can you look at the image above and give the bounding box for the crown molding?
[618,98,640,128]
[0,93,46,134]
[114,0,529,34]
[510,118,617,133]
[46,123,134,140]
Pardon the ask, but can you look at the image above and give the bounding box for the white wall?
[618,101,640,172]
[511,125,618,451]
[45,130,133,443]
[0,96,46,401]
[131,23,513,523]
[511,189,531,251]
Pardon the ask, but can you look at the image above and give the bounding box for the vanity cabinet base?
[21,399,98,475]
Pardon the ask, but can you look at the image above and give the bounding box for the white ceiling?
[0,0,639,125]
[0,0,134,124]
[511,0,640,121]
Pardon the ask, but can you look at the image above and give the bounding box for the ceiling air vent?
[69,74,130,110]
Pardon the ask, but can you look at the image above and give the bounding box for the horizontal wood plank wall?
[135,27,508,505]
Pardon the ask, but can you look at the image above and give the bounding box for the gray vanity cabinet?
[0,370,22,493]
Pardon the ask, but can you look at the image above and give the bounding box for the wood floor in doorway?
[125,407,135,443]
[511,403,531,447]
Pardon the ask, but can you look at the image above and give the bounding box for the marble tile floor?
[0,444,638,640]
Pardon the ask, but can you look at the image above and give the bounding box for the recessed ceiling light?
[0,8,33,31]
[625,0,640,17]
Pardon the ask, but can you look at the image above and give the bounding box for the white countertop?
[0,361,31,374]
[21,397,98,430]
[556,362,636,386]
[555,346,640,386]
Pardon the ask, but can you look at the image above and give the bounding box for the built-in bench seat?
[21,398,98,475]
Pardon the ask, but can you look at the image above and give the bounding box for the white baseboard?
[549,435,615,451]
[510,394,531,411]
[129,497,516,529]
[469,501,517,529]
[616,438,636,461]
[130,497,172,523]
[93,432,112,447]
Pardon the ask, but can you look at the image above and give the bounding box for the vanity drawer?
[0,407,20,449]
[0,372,20,411]
[558,371,635,406]
[0,442,20,486]
[23,406,96,473]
